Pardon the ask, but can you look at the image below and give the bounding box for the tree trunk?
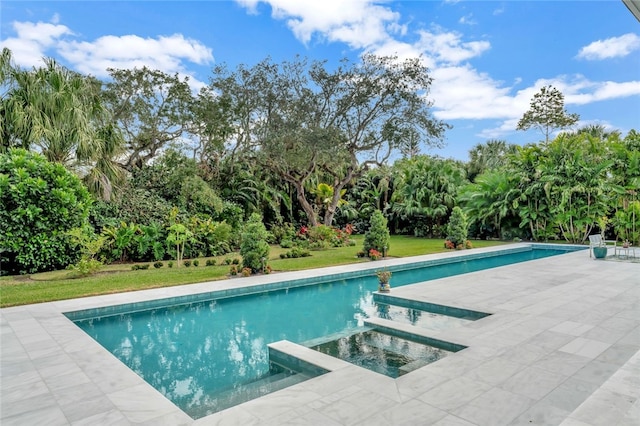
[293,181,318,227]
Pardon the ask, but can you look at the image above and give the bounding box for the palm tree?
[0,48,124,200]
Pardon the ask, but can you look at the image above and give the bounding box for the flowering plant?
[376,269,392,283]
[369,249,382,260]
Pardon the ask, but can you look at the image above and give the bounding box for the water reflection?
[75,248,567,418]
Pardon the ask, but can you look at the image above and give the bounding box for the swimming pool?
[67,244,583,418]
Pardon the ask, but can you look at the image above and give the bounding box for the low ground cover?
[0,236,509,307]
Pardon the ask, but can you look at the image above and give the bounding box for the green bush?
[168,261,174,268]
[446,207,468,248]
[183,260,192,267]
[280,247,311,259]
[193,259,199,267]
[153,261,163,269]
[240,213,270,273]
[363,210,390,257]
[205,259,216,266]
[280,239,293,248]
[224,258,232,265]
[0,149,93,274]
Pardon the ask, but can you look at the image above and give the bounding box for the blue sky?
[1,1,639,161]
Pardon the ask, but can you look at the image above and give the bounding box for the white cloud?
[458,14,476,25]
[235,0,400,48]
[0,21,73,67]
[576,33,640,60]
[416,30,490,64]
[1,19,213,91]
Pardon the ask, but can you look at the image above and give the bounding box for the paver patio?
[1,244,638,425]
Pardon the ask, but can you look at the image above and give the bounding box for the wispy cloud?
[458,14,477,25]
[576,33,640,60]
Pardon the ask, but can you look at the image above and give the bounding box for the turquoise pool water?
[69,245,582,418]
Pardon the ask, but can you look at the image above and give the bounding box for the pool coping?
[2,243,638,425]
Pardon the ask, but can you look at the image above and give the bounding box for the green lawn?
[0,236,510,307]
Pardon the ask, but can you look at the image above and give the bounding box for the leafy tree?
[446,207,468,247]
[363,210,391,257]
[466,139,518,182]
[240,213,270,273]
[167,223,193,266]
[103,67,193,170]
[391,156,466,237]
[517,85,579,143]
[0,148,93,274]
[208,55,448,227]
[458,169,520,239]
[0,48,124,200]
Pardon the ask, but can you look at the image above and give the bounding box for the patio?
[1,245,638,425]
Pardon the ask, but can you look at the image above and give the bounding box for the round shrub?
[153,261,164,269]
[0,149,93,274]
[183,260,192,267]
[205,259,216,266]
[193,259,199,267]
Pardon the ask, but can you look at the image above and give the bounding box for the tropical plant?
[167,223,193,267]
[0,149,93,274]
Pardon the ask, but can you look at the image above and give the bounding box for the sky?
[1,1,639,161]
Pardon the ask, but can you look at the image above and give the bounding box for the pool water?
[307,329,455,378]
[70,245,581,418]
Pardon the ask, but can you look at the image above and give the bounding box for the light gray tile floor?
[1,245,639,425]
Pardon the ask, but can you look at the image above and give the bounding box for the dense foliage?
[0,149,93,274]
[2,46,639,276]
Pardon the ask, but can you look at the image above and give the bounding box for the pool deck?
[1,244,639,425]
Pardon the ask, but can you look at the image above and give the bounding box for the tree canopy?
[517,85,579,143]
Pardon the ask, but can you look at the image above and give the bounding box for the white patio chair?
[588,234,616,258]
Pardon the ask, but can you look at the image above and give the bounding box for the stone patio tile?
[353,397,448,426]
[259,405,340,426]
[570,388,637,426]
[595,343,639,365]
[60,394,117,423]
[571,359,623,387]
[508,399,570,426]
[107,383,179,423]
[559,337,611,359]
[464,357,524,386]
[70,409,130,426]
[452,387,534,426]
[499,365,567,400]
[432,415,478,426]
[309,387,397,426]
[550,321,594,336]
[417,376,492,411]
[0,405,69,426]
[541,377,600,413]
[534,351,591,376]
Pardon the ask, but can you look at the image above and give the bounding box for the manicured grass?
[0,236,511,307]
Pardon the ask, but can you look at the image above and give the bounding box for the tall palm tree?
[0,48,124,200]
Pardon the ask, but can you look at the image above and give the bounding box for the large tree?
[0,48,123,200]
[102,67,194,170]
[208,54,448,227]
[517,85,579,143]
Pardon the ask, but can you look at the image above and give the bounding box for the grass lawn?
[0,235,510,307]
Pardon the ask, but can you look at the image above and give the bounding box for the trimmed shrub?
[446,207,468,248]
[241,267,252,277]
[205,259,216,266]
[193,259,199,267]
[168,261,174,268]
[363,210,390,257]
[153,261,163,269]
[240,213,270,273]
[183,260,191,267]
